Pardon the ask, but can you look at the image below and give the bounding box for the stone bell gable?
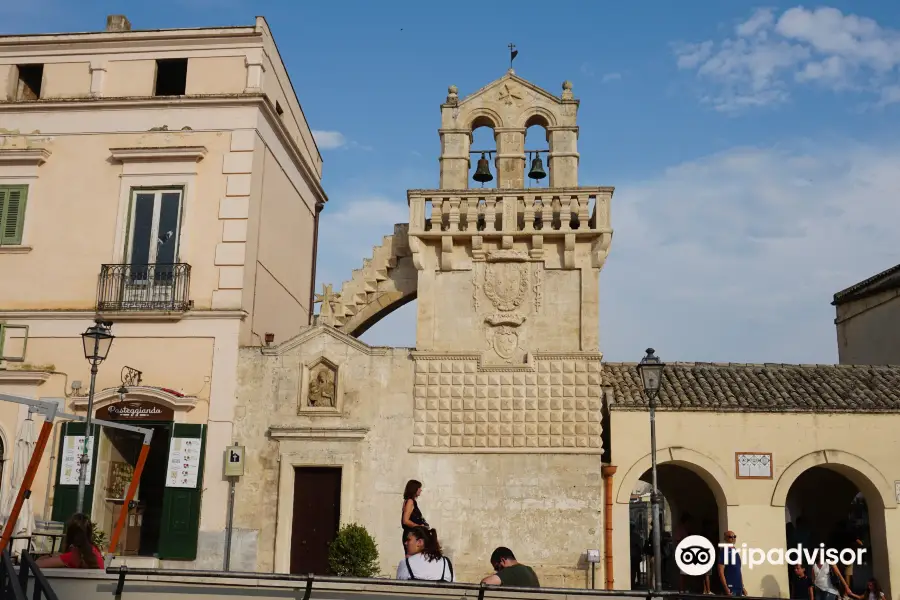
[439,70,580,189]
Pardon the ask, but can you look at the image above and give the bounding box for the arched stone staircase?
[315,223,417,337]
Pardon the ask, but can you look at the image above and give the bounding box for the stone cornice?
[409,447,604,455]
[268,426,369,441]
[261,325,390,357]
[109,146,207,162]
[0,95,328,207]
[0,148,51,165]
[411,351,603,372]
[0,370,51,385]
[0,309,247,321]
[0,27,259,51]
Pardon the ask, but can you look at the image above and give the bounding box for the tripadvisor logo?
[675,535,866,574]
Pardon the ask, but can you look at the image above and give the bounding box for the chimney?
[106,15,132,32]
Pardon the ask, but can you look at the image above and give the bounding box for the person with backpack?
[396,526,454,582]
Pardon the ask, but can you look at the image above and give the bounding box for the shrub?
[91,527,108,551]
[328,523,380,577]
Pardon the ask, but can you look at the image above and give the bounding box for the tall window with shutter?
[0,185,27,245]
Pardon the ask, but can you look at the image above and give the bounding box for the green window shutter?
[0,186,27,245]
[158,424,206,560]
[51,422,100,522]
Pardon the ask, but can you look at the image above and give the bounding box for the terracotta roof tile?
[601,362,900,413]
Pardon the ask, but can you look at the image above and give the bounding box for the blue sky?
[5,1,900,364]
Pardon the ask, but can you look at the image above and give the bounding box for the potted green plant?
[327,523,380,577]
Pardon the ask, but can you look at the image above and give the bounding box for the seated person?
[35,513,105,569]
[396,526,454,582]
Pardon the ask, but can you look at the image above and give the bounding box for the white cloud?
[602,72,622,83]
[312,130,373,152]
[312,130,346,150]
[598,139,900,362]
[674,6,900,111]
[341,140,900,363]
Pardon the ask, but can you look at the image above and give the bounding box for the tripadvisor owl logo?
[674,535,866,573]
[675,535,717,576]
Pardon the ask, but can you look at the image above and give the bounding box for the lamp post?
[636,347,665,593]
[76,320,114,513]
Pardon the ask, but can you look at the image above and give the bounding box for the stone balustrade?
[407,187,613,237]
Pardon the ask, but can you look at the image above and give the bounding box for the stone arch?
[617,446,737,508]
[771,449,894,509]
[521,107,558,130]
[774,450,895,596]
[465,107,504,133]
[341,286,417,337]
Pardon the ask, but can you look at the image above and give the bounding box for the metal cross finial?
[508,43,518,70]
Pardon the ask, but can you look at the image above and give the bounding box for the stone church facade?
[230,71,900,596]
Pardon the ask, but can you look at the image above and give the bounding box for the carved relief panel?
[472,250,543,365]
[298,356,344,415]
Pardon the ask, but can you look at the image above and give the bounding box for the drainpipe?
[601,465,618,589]
[308,200,325,325]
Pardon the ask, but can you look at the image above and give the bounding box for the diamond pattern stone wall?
[412,357,603,450]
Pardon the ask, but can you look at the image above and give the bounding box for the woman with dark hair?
[849,578,886,600]
[396,526,454,581]
[401,479,428,554]
[35,513,104,569]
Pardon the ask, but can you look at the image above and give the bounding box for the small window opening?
[16,64,43,100]
[275,101,284,117]
[154,59,188,96]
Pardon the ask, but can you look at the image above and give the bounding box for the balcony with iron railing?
[407,187,613,238]
[96,263,192,313]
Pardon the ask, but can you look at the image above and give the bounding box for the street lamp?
[76,320,114,513]
[636,347,665,593]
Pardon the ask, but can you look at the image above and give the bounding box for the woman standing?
[396,526,454,581]
[401,479,428,554]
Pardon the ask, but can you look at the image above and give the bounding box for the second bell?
[473,153,493,184]
[528,156,547,181]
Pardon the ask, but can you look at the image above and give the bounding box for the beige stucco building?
[0,14,325,566]
[230,69,900,599]
[833,263,900,365]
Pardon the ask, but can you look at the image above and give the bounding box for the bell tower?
[404,69,614,452]
[438,71,580,189]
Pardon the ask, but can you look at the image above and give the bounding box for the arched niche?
[524,113,552,186]
[298,354,344,415]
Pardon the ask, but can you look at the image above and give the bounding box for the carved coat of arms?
[483,262,528,312]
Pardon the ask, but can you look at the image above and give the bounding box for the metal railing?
[106,566,785,600]
[1,551,59,600]
[96,263,192,312]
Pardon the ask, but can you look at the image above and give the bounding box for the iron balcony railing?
[96,263,192,312]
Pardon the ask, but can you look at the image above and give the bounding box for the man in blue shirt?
[717,531,747,596]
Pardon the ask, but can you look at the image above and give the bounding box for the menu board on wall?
[60,436,94,486]
[165,436,202,488]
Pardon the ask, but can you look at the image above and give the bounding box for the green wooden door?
[157,423,206,560]
[51,422,100,521]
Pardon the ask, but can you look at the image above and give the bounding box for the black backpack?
[405,556,454,582]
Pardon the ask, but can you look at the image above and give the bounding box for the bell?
[528,155,547,181]
[473,153,493,184]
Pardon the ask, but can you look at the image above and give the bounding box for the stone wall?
[232,327,606,586]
